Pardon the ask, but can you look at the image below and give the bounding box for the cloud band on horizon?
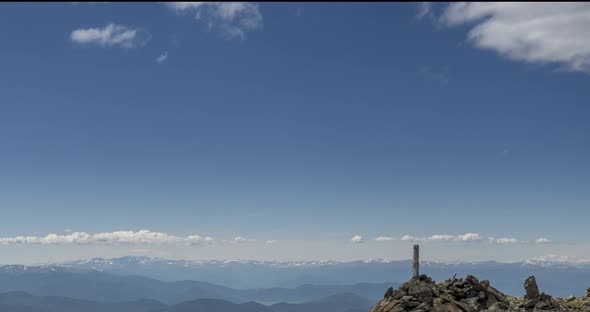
[0,230,212,246]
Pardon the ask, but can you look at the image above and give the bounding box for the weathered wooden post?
[413,244,420,278]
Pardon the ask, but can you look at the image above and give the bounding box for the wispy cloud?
[488,237,519,244]
[418,67,450,83]
[0,230,212,245]
[164,2,263,39]
[532,254,590,264]
[375,236,397,241]
[233,236,248,243]
[265,240,278,244]
[399,233,482,243]
[225,236,257,244]
[377,234,551,245]
[350,235,364,244]
[535,237,552,244]
[416,2,433,20]
[70,23,149,48]
[437,3,590,74]
[156,51,169,63]
[294,7,304,17]
[70,2,109,5]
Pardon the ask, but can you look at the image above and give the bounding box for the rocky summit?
[369,274,590,312]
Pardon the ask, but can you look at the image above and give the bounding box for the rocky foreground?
[369,274,590,312]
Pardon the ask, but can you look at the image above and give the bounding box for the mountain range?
[0,292,166,312]
[0,266,393,304]
[0,292,371,312]
[2,256,590,298]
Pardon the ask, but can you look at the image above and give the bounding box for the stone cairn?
[510,276,590,312]
[507,276,590,311]
[369,274,509,312]
[370,274,590,312]
[369,246,590,311]
[515,275,561,310]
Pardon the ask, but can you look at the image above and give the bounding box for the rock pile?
[508,276,590,311]
[514,276,561,310]
[370,275,590,312]
[369,274,509,312]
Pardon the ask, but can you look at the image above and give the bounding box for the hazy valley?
[1,256,590,311]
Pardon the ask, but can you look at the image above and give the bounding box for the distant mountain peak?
[4,257,590,275]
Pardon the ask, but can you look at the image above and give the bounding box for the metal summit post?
[413,244,420,278]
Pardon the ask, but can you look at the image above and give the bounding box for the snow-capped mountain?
[0,264,63,273]
[58,255,590,270]
[3,256,590,296]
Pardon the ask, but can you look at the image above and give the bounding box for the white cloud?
[401,235,416,242]
[532,254,590,264]
[489,237,519,244]
[156,51,168,63]
[218,236,258,244]
[233,236,248,243]
[164,2,263,39]
[0,232,92,245]
[265,240,277,244]
[186,235,214,245]
[231,236,257,244]
[372,233,551,245]
[400,233,482,243]
[350,235,364,244]
[439,3,590,73]
[417,2,433,20]
[70,23,149,48]
[164,2,204,10]
[375,236,397,241]
[428,234,455,241]
[0,230,212,245]
[93,230,182,244]
[71,2,108,5]
[455,233,481,241]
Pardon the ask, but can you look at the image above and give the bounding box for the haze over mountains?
[2,256,590,299]
[0,292,167,312]
[0,292,371,312]
[0,256,381,312]
[65,256,590,296]
[2,256,590,312]
[0,265,393,304]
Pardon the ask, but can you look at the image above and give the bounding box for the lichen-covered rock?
[407,277,435,303]
[369,274,510,312]
[523,276,541,300]
[369,274,590,312]
[483,301,510,312]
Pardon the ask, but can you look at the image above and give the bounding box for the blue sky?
[1,2,589,264]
